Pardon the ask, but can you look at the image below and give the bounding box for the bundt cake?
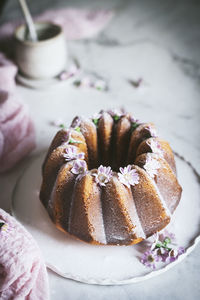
[40,109,182,245]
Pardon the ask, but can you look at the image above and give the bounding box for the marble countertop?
[0,0,200,299]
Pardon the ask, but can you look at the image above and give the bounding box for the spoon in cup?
[18,0,38,42]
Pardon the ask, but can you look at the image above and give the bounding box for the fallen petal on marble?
[128,78,143,88]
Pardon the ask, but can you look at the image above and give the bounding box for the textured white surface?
[0,0,200,299]
[12,152,200,285]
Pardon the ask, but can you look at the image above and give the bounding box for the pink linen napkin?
[36,8,113,40]
[0,8,113,44]
[0,53,35,172]
[0,208,49,300]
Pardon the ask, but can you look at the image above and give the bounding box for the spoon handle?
[18,0,38,41]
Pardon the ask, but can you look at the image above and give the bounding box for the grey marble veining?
[0,0,200,299]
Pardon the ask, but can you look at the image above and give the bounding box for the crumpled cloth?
[36,8,113,40]
[0,208,49,300]
[0,8,113,52]
[0,53,35,172]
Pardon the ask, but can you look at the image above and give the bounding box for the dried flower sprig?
[74,77,107,91]
[128,78,143,88]
[141,230,185,269]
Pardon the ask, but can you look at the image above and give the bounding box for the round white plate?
[11,152,200,285]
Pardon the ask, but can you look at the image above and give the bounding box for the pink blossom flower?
[64,129,82,144]
[59,64,80,81]
[68,64,80,77]
[93,165,112,186]
[63,146,85,161]
[92,113,101,120]
[130,116,141,130]
[74,76,94,88]
[145,125,158,138]
[107,108,126,122]
[130,116,140,124]
[165,246,185,263]
[140,230,185,269]
[150,232,160,251]
[159,229,176,243]
[108,108,124,119]
[80,77,92,87]
[59,71,69,81]
[118,165,139,188]
[64,129,72,144]
[74,76,107,91]
[141,250,161,269]
[144,154,160,178]
[71,159,87,180]
[147,139,163,157]
[94,79,107,91]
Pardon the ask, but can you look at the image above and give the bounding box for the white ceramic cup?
[14,22,67,79]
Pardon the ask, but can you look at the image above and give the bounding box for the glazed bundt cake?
[40,109,182,245]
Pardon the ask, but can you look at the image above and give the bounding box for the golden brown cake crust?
[98,112,114,166]
[52,162,76,229]
[136,137,176,174]
[101,174,144,245]
[135,153,182,213]
[127,122,156,165]
[114,116,131,169]
[76,118,98,169]
[69,173,106,244]
[40,110,182,245]
[131,166,171,237]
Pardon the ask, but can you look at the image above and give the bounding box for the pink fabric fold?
[0,8,113,43]
[0,53,17,91]
[0,53,35,172]
[0,208,49,300]
[36,8,113,40]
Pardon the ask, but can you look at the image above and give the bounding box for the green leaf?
[163,237,171,245]
[155,242,162,248]
[92,119,99,126]
[75,127,81,132]
[131,122,139,130]
[69,139,82,144]
[96,86,102,91]
[113,115,120,121]
[59,124,65,129]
